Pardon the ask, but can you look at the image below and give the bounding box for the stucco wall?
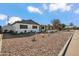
[12,23,40,33]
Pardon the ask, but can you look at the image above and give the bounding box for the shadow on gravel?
[2,30,74,39]
[2,33,36,39]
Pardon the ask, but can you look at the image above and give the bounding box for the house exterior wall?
[65,26,74,29]
[12,23,40,33]
[2,25,14,32]
[40,25,53,32]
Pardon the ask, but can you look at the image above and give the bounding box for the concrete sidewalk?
[65,30,79,56]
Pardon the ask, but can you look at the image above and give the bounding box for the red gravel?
[1,31,73,56]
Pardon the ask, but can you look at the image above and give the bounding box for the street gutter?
[58,31,74,56]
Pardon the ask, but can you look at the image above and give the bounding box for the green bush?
[24,30,27,34]
[4,30,8,33]
[13,31,19,35]
[8,30,19,35]
[19,32,24,34]
[9,30,14,33]
[0,26,2,33]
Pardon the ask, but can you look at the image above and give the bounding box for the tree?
[0,25,2,33]
[0,26,1,29]
[47,24,51,30]
[51,19,61,30]
[69,22,74,26]
[60,24,66,30]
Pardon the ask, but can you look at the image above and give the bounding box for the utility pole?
[6,16,9,25]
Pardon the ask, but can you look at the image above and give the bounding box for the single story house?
[2,25,14,32]
[3,20,40,33]
[40,25,53,32]
[65,25,75,30]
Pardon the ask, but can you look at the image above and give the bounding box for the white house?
[2,25,14,32]
[3,20,40,33]
[65,25,74,29]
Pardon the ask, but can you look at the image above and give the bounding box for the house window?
[20,25,28,29]
[32,26,37,29]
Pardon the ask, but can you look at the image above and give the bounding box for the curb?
[58,32,74,56]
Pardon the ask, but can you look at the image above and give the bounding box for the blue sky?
[0,3,79,26]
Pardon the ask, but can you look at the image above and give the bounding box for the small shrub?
[8,30,15,34]
[24,30,27,34]
[4,30,8,33]
[42,35,45,38]
[13,31,19,35]
[32,37,36,42]
[67,29,70,31]
[16,31,18,34]
[20,32,24,34]
[9,30,13,33]
[0,26,2,33]
[29,31,36,33]
[43,30,47,33]
[50,31,54,33]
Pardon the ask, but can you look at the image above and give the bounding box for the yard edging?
[58,31,74,56]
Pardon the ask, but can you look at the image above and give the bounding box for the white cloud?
[27,3,72,14]
[74,8,79,14]
[43,4,48,10]
[49,3,72,12]
[8,16,21,24]
[0,14,7,20]
[27,6,42,14]
[0,0,79,3]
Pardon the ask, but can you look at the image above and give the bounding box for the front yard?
[1,31,73,56]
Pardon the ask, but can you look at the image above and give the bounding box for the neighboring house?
[65,25,74,29]
[3,20,40,33]
[40,25,53,32]
[2,24,15,33]
[40,25,47,32]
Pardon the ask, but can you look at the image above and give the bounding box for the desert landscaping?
[1,31,74,56]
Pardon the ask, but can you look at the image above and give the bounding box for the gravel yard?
[1,31,74,56]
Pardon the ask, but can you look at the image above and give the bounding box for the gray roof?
[12,20,40,25]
